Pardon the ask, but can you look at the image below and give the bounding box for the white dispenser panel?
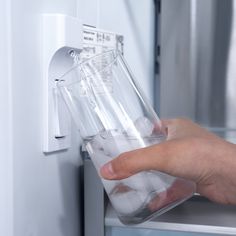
[41,14,83,153]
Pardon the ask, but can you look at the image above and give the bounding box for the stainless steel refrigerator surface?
[159,0,236,143]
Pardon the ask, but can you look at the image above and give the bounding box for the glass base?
[117,180,196,225]
[118,194,193,225]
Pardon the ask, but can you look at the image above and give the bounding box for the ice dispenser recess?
[41,14,83,153]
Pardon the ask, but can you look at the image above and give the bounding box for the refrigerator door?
[0,1,13,236]
[0,1,86,236]
[159,0,236,143]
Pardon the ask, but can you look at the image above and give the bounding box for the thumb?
[100,139,193,180]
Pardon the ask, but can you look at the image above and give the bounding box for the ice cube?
[108,173,153,215]
[102,179,118,195]
[100,130,134,158]
[123,172,149,192]
[147,171,175,191]
[127,116,154,137]
[110,188,148,215]
[86,143,111,168]
[146,172,168,193]
[90,133,105,150]
[90,129,146,159]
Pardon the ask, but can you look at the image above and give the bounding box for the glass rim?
[56,49,119,84]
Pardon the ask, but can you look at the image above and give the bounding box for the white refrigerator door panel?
[77,0,99,26]
[98,0,155,102]
[0,1,13,236]
[2,0,83,236]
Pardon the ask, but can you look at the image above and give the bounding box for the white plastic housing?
[41,14,82,153]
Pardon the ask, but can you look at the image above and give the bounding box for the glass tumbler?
[57,50,196,225]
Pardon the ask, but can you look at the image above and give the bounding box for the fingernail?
[100,162,115,178]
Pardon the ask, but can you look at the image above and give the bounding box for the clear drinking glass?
[57,50,196,225]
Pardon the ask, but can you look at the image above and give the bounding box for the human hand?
[100,118,236,205]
